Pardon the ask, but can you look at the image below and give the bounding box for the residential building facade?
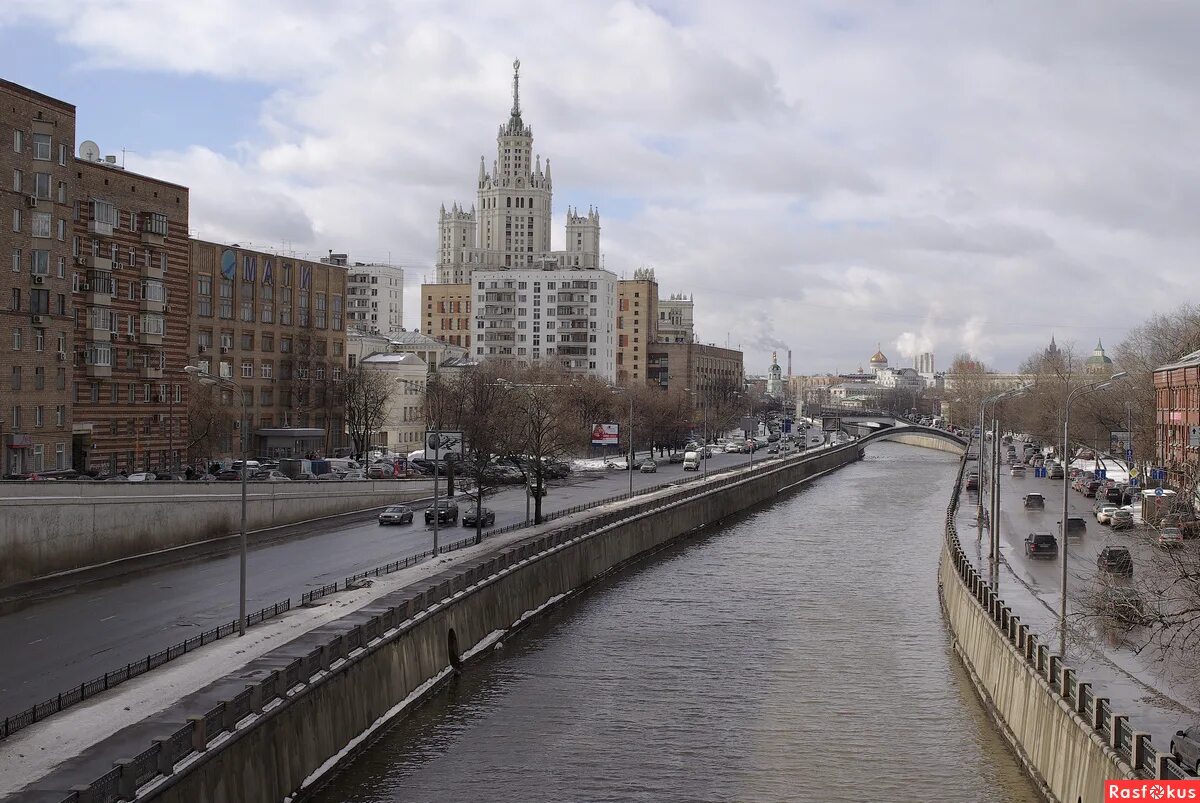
[616,268,658,385]
[420,282,472,348]
[347,328,466,374]
[323,252,405,337]
[657,293,695,344]
[435,60,600,283]
[1154,348,1200,487]
[188,239,348,458]
[472,267,617,380]
[646,342,744,402]
[359,352,427,455]
[1,80,76,475]
[72,154,191,474]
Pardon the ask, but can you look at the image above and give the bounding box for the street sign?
[1095,468,1106,480]
[1191,425,1200,448]
[1125,449,1134,460]
[1129,467,1139,478]
[1130,477,1140,487]
[424,431,464,461]
[1155,487,1165,497]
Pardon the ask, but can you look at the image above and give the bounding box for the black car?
[424,500,459,525]
[1024,533,1058,559]
[1097,545,1133,575]
[1058,516,1087,538]
[965,472,979,491]
[1023,493,1045,509]
[462,507,496,527]
[377,505,414,525]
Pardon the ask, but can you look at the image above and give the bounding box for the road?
[0,446,784,722]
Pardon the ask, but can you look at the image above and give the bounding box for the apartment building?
[0,80,77,476]
[646,342,744,401]
[616,269,658,385]
[322,252,405,337]
[1154,348,1200,488]
[472,267,617,381]
[657,293,695,344]
[421,282,473,348]
[71,153,190,474]
[359,352,427,455]
[189,240,348,457]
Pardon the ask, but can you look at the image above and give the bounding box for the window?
[12,209,20,232]
[262,334,274,352]
[140,314,164,336]
[10,366,20,390]
[34,406,43,428]
[261,362,273,379]
[218,279,233,319]
[11,328,21,350]
[143,280,165,302]
[55,405,64,427]
[57,181,66,203]
[34,365,44,390]
[197,276,213,317]
[240,332,254,350]
[11,169,20,192]
[91,200,118,227]
[280,337,292,353]
[33,173,51,200]
[32,134,51,160]
[144,212,168,236]
[12,130,22,152]
[241,361,253,378]
[34,327,45,351]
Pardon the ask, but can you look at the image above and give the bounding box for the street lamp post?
[184,365,248,636]
[1059,371,1127,653]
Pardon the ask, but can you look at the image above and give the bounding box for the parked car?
[1100,587,1151,626]
[1024,532,1059,559]
[1171,727,1200,775]
[1084,481,1102,497]
[1105,486,1127,505]
[1097,545,1133,575]
[639,459,658,474]
[1110,509,1135,530]
[424,500,459,525]
[251,469,291,482]
[377,505,414,525]
[215,469,242,481]
[1023,493,1045,509]
[231,460,262,473]
[1158,527,1185,549]
[1059,516,1087,539]
[462,507,496,528]
[317,472,344,481]
[668,452,685,464]
[1160,511,1199,538]
[1094,505,1118,525]
[367,464,396,479]
[342,470,368,481]
[1010,465,1026,478]
[683,451,700,471]
[126,472,156,482]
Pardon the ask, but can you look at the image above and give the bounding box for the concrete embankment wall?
[881,432,965,454]
[938,455,1141,802]
[144,445,860,803]
[0,480,435,587]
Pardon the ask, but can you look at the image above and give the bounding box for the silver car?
[378,505,414,525]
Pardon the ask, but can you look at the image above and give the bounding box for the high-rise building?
[434,60,601,285]
[472,267,617,380]
[915,351,935,375]
[616,268,658,385]
[421,282,472,348]
[71,148,191,475]
[1,80,77,476]
[657,294,694,344]
[323,252,405,337]
[188,240,348,457]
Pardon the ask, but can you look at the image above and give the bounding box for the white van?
[682,451,700,471]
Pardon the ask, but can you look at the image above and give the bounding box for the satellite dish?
[79,140,100,162]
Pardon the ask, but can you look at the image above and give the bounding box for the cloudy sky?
[5,1,1197,374]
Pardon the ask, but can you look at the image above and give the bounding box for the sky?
[5,0,1198,375]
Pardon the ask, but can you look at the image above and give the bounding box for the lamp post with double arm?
[183,365,249,636]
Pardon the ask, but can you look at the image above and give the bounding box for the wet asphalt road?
[0,448,772,722]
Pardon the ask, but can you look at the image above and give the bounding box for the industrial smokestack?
[787,350,792,378]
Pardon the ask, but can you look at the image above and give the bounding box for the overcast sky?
[6,1,1197,375]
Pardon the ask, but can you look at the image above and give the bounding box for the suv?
[1084,481,1102,498]
[1097,545,1133,575]
[1058,516,1087,539]
[1023,493,1045,509]
[965,472,979,491]
[424,500,459,525]
[1024,533,1058,559]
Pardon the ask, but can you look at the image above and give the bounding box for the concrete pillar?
[1061,667,1074,701]
[1111,714,1127,750]
[248,683,263,715]
[1093,697,1109,730]
[1009,615,1020,643]
[70,785,94,803]
[1017,623,1028,651]
[1159,751,1179,779]
[187,714,207,752]
[115,758,135,800]
[1133,732,1151,771]
[319,643,333,671]
[152,738,173,775]
[1075,682,1091,715]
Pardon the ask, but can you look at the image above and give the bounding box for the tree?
[943,354,991,428]
[437,365,511,544]
[185,382,237,469]
[344,366,391,459]
[505,364,581,523]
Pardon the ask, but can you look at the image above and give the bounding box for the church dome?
[1085,339,1114,374]
[869,348,888,367]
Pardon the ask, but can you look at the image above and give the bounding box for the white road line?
[100,615,116,622]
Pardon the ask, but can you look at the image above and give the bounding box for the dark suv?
[1024,533,1058,559]
[1058,516,1087,539]
[1097,545,1133,575]
[424,500,459,525]
[1023,493,1045,509]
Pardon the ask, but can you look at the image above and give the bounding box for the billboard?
[1109,430,1131,452]
[424,431,464,461]
[591,423,619,446]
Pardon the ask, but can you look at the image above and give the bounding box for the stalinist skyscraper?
[436,60,601,284]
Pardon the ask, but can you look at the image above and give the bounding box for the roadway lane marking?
[100,615,116,622]
[28,638,43,645]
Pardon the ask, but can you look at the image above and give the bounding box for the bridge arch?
[856,424,968,455]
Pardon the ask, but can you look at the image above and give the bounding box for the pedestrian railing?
[943,435,1185,780]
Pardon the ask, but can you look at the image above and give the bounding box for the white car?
[1095,505,1118,524]
[126,472,155,482]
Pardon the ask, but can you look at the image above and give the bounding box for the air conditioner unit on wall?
[220,346,229,354]
[32,275,44,285]
[25,195,37,208]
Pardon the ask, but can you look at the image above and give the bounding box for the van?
[682,451,700,471]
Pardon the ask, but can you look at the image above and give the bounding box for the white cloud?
[8,0,1200,374]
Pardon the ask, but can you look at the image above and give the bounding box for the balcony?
[482,332,515,344]
[141,365,163,380]
[80,254,113,272]
[483,291,516,303]
[86,322,111,343]
[140,331,163,346]
[558,345,588,356]
[88,220,114,237]
[142,262,164,281]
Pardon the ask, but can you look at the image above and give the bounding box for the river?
[308,442,1040,802]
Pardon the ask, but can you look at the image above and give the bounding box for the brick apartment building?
[1154,348,1200,487]
[71,155,190,474]
[420,282,472,348]
[0,80,77,476]
[646,342,744,401]
[189,240,348,458]
[616,270,658,385]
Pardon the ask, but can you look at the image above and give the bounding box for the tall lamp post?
[686,388,710,479]
[183,365,249,636]
[987,385,1031,568]
[1059,371,1127,653]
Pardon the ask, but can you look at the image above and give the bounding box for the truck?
[682,451,700,471]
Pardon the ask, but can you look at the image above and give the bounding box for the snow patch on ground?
[461,629,507,661]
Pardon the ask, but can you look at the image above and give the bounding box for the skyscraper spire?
[511,58,521,119]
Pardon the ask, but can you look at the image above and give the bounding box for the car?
[215,469,242,481]
[367,464,397,479]
[1023,493,1045,509]
[251,469,291,482]
[1024,532,1059,559]
[377,505,414,525]
[639,459,658,473]
[1048,464,1065,480]
[1171,727,1200,775]
[317,472,344,481]
[125,472,156,482]
[462,507,496,527]
[1010,465,1026,478]
[1110,509,1135,530]
[231,460,262,473]
[1158,527,1185,549]
[1104,487,1125,505]
[1094,505,1118,525]
[965,472,979,491]
[1097,545,1133,575]
[1160,511,1199,538]
[767,445,780,454]
[1059,515,1087,539]
[1084,481,1102,498]
[1100,587,1151,626]
[424,501,460,525]
[668,452,684,464]
[342,470,368,481]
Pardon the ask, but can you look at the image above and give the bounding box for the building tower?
[437,203,478,284]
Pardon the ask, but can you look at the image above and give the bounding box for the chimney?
[787,350,792,378]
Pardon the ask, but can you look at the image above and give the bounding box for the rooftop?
[1156,348,1200,372]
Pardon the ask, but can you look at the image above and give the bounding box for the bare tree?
[344,366,391,459]
[185,382,237,471]
[446,365,511,544]
[506,365,581,523]
[944,353,992,428]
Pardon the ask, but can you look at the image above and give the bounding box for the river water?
[309,443,1040,803]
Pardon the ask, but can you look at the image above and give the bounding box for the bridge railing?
[942,435,1183,780]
